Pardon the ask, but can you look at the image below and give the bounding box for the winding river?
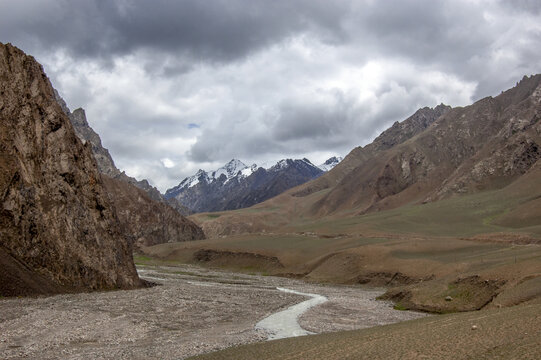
[255,287,328,340]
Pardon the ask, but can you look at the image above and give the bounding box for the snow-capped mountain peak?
[166,159,257,196]
[165,156,341,204]
[168,169,207,192]
[318,156,343,172]
[242,164,258,177]
[212,159,248,181]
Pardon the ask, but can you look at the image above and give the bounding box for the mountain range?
[165,157,342,213]
[192,76,541,237]
[3,41,540,307]
[55,88,344,215]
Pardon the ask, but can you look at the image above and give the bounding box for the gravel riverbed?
[0,264,426,359]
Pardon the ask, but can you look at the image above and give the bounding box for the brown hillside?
[315,75,541,216]
[190,76,541,238]
[292,104,450,199]
[102,175,205,250]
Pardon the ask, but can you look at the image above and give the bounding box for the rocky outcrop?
[102,175,205,250]
[369,104,451,152]
[0,43,141,296]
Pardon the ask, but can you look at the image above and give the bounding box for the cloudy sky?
[1,0,540,191]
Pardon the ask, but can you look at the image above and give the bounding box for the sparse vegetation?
[133,254,153,265]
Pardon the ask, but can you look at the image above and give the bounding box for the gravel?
[0,264,426,359]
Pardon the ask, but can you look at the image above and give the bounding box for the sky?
[1,0,540,192]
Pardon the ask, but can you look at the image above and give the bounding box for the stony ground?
[193,298,541,360]
[0,264,425,359]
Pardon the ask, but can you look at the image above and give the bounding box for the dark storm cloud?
[0,0,348,63]
[501,0,541,14]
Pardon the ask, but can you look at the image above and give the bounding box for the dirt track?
[0,264,424,359]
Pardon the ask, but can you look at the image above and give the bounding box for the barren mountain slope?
[190,77,541,237]
[291,104,451,199]
[0,43,141,296]
[314,75,541,216]
[102,175,205,250]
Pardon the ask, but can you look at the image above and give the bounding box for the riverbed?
[0,263,426,359]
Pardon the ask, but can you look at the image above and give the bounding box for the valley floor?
[192,298,541,360]
[0,264,424,360]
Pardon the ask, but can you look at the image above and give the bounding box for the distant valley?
[1,41,541,360]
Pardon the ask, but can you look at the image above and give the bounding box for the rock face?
[165,158,325,213]
[0,43,141,296]
[102,175,205,250]
[370,104,451,152]
[54,97,121,178]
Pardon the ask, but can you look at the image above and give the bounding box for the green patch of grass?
[133,254,153,265]
[391,243,505,264]
[303,188,536,238]
[393,303,408,311]
[207,214,221,219]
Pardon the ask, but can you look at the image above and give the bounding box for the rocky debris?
[0,42,141,296]
[0,263,426,359]
[102,175,205,250]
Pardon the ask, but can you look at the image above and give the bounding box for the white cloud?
[1,0,539,192]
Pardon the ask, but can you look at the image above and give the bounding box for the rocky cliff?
[102,175,205,250]
[0,43,141,296]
